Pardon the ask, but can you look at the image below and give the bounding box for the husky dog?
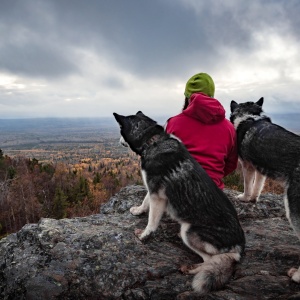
[230,97,300,282]
[113,111,245,294]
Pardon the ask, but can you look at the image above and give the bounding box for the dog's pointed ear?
[256,97,264,107]
[230,100,239,112]
[135,111,157,125]
[113,113,126,127]
[136,111,145,116]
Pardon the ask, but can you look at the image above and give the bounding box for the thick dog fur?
[230,97,300,282]
[113,111,245,294]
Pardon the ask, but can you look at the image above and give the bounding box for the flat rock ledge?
[1,185,300,299]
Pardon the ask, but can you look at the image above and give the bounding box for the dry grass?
[262,178,284,194]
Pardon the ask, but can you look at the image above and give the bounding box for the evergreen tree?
[7,166,16,180]
[93,172,101,185]
[68,176,93,204]
[53,188,68,219]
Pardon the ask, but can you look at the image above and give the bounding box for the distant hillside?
[0,113,297,133]
[0,118,120,151]
[0,115,168,132]
[270,113,300,132]
[0,117,116,131]
[0,116,169,150]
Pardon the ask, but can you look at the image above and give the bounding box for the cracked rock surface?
[1,185,300,299]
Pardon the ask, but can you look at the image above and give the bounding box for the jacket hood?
[183,92,225,124]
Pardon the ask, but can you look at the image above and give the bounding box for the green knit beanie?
[184,73,215,98]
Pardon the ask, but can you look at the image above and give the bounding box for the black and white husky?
[113,111,245,294]
[230,97,300,282]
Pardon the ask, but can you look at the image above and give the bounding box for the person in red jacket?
[165,73,238,189]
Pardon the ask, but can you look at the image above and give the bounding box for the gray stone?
[1,185,300,299]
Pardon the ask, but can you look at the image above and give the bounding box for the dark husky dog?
[113,111,245,294]
[230,97,300,282]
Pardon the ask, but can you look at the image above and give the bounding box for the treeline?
[0,150,141,237]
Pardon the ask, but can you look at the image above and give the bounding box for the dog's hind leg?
[285,170,300,283]
[179,223,210,275]
[180,223,216,262]
[135,191,167,240]
[130,191,150,215]
[180,224,241,294]
[238,161,256,202]
[251,171,266,202]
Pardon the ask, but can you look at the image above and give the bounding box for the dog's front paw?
[134,228,144,237]
[180,264,198,274]
[179,265,191,274]
[180,263,202,275]
[251,195,260,202]
[237,193,256,203]
[288,267,300,282]
[130,206,146,216]
[134,228,152,241]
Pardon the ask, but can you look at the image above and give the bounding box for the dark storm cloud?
[49,0,251,77]
[0,42,77,78]
[49,0,300,77]
[1,0,300,80]
[279,0,300,36]
[0,0,78,78]
[0,0,252,79]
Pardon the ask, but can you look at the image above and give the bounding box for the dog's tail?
[192,252,240,294]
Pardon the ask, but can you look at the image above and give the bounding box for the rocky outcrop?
[1,185,300,299]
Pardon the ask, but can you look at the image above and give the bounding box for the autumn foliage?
[0,150,141,237]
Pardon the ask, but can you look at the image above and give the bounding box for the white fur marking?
[130,192,150,215]
[170,133,182,143]
[284,185,291,225]
[204,243,219,256]
[292,270,300,282]
[139,192,167,239]
[141,170,149,190]
[233,114,267,129]
[180,222,191,245]
[251,171,266,200]
[119,136,128,147]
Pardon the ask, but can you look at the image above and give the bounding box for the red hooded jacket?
[166,92,238,189]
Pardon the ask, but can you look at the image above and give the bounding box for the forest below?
[0,150,142,237]
[0,118,146,238]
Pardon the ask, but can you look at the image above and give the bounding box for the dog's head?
[230,97,264,126]
[113,111,160,155]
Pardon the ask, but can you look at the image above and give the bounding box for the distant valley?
[0,118,126,163]
[0,114,298,163]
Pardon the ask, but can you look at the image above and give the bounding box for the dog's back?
[237,117,300,180]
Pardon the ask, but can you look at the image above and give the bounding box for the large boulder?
[1,185,300,299]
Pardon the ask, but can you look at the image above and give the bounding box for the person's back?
[166,73,237,189]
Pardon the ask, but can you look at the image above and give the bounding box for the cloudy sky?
[0,0,300,119]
